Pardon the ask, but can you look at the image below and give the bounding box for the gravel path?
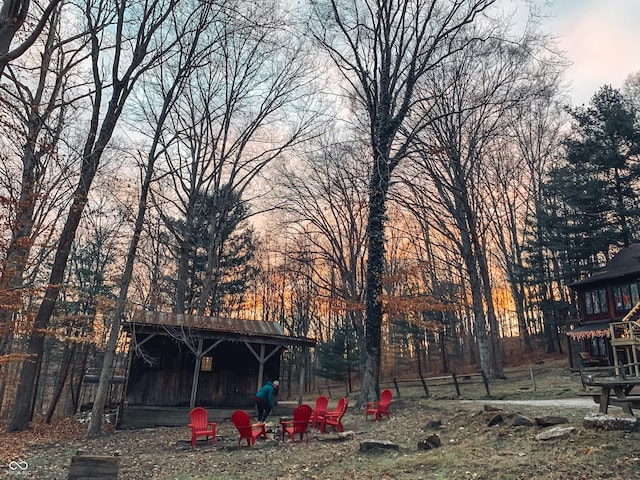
[459,397,597,409]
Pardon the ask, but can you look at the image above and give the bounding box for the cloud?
[548,1,640,104]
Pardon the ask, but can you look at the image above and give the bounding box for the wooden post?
[529,365,537,391]
[393,378,401,397]
[452,373,460,396]
[298,351,305,405]
[420,374,430,398]
[257,344,266,392]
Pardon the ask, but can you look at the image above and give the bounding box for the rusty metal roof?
[127,311,315,346]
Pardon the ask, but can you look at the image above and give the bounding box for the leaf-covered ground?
[2,361,640,479]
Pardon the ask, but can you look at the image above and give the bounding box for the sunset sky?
[530,0,640,106]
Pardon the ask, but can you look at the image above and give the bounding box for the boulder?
[534,426,575,441]
[583,413,638,432]
[483,404,503,412]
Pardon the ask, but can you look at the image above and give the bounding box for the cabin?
[117,311,315,428]
[566,244,640,370]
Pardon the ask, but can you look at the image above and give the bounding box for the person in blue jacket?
[255,380,279,422]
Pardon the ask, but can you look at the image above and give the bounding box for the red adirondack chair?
[320,397,348,433]
[231,410,267,447]
[281,404,313,442]
[188,407,217,446]
[309,395,329,429]
[365,388,392,421]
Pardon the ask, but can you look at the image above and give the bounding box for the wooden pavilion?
[117,311,315,428]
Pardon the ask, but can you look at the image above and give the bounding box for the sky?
[520,0,640,106]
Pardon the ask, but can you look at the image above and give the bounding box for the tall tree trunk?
[7,177,96,431]
[360,161,389,405]
[45,342,73,423]
[475,239,504,377]
[8,75,127,431]
[0,5,62,403]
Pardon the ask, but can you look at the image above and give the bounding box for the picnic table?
[583,375,640,415]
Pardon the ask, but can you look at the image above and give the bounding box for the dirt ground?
[2,359,640,480]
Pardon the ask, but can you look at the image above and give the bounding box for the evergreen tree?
[166,186,257,316]
[314,322,362,383]
[523,85,640,351]
[563,86,640,251]
[534,85,640,278]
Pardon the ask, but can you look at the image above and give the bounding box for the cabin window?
[201,356,213,372]
[632,283,640,305]
[585,288,608,315]
[590,337,606,356]
[613,282,640,313]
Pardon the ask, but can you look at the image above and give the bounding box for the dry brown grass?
[2,358,639,479]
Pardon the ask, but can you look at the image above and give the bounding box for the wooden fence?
[317,371,491,399]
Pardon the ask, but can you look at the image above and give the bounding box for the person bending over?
[255,380,279,422]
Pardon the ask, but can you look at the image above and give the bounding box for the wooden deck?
[118,402,298,429]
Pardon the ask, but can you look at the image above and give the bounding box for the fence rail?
[317,371,491,399]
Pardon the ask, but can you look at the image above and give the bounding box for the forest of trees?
[1,0,639,434]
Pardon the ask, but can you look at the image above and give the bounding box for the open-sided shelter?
[118,311,315,428]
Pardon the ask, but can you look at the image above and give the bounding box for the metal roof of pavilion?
[124,310,316,347]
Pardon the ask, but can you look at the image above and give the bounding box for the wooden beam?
[257,344,265,392]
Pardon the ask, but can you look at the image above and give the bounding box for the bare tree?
[8,0,181,432]
[398,22,559,376]
[0,0,88,414]
[85,0,224,437]
[0,0,62,77]
[152,1,320,316]
[484,93,567,355]
[310,0,496,404]
[276,137,369,343]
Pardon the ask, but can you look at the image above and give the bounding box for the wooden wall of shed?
[125,335,281,408]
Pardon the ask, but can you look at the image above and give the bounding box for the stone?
[487,414,506,427]
[512,416,535,427]
[423,418,442,429]
[484,404,503,412]
[417,434,441,450]
[359,440,399,452]
[535,416,568,427]
[583,413,638,432]
[317,431,354,442]
[534,426,575,441]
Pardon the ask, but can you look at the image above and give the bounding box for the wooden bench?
[579,352,608,367]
